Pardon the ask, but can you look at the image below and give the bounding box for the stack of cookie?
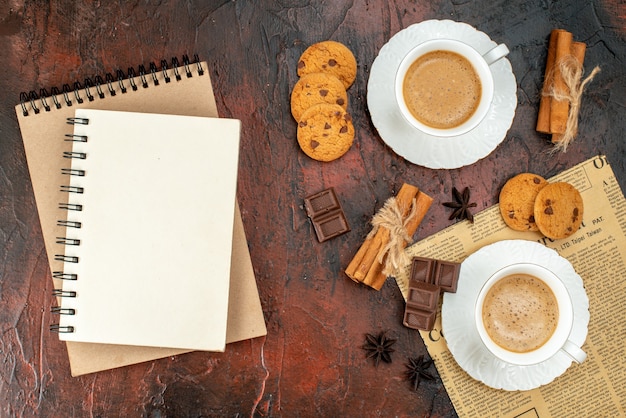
[291,40,357,162]
[499,173,584,240]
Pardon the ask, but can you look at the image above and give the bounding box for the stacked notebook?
[15,56,267,376]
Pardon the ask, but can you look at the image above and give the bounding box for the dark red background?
[1,1,624,416]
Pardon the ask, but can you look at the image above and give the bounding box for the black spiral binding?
[49,115,87,333]
[21,54,204,117]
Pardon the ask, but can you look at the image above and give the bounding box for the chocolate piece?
[304,187,350,242]
[407,281,440,311]
[433,260,461,293]
[403,307,437,331]
[410,257,436,284]
[313,211,350,242]
[409,256,460,293]
[304,187,340,218]
[403,256,460,331]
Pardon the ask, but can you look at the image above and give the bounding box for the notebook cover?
[57,109,239,351]
[16,60,267,376]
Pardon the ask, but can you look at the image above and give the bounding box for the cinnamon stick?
[352,228,390,281]
[536,29,566,134]
[402,190,434,237]
[552,41,586,143]
[361,232,390,288]
[347,184,419,282]
[363,191,433,290]
[549,30,573,134]
[345,234,373,283]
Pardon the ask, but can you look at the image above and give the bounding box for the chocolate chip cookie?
[297,40,357,89]
[296,103,354,162]
[534,182,584,239]
[291,72,348,121]
[499,173,548,231]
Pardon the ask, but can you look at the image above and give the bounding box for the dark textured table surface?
[1,1,624,417]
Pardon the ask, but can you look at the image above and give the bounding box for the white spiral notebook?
[54,109,241,351]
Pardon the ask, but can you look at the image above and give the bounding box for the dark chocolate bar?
[408,256,460,293]
[403,307,437,331]
[407,281,440,311]
[304,188,350,242]
[410,256,437,284]
[304,187,341,219]
[403,256,461,331]
[313,211,350,242]
[433,260,461,293]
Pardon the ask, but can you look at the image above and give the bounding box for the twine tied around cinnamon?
[366,196,418,277]
[546,55,600,153]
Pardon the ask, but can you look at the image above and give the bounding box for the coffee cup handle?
[482,43,510,66]
[561,340,587,364]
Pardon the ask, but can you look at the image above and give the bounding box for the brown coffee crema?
[482,273,559,353]
[402,50,481,129]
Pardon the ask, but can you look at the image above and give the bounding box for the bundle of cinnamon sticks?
[345,183,432,290]
[536,29,597,146]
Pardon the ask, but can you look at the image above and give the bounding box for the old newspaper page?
[396,155,625,417]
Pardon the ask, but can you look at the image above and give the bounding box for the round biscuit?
[297,40,357,89]
[291,72,348,121]
[499,173,548,231]
[533,182,584,239]
[297,103,354,162]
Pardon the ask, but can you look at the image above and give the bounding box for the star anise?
[405,355,435,391]
[361,331,396,366]
[442,186,477,223]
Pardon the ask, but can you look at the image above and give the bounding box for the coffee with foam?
[482,273,559,353]
[402,50,481,130]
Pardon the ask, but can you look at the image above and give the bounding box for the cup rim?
[394,38,495,137]
[474,263,575,366]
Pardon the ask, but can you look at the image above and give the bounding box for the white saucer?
[441,240,589,391]
[366,20,517,169]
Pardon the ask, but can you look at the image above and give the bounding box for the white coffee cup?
[395,39,509,137]
[475,263,586,366]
